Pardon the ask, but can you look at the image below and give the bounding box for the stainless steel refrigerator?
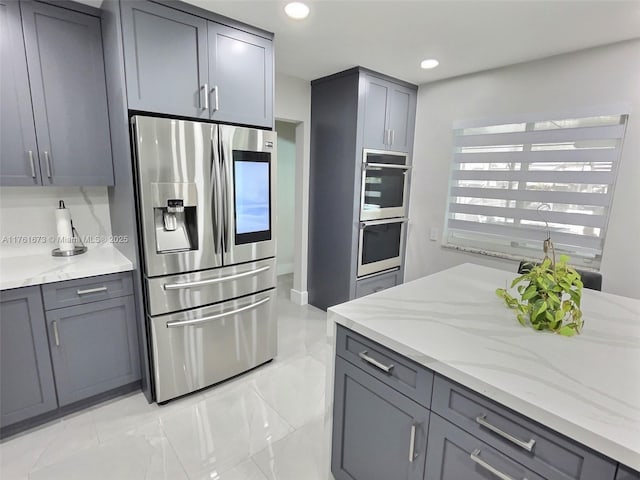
[131,115,277,403]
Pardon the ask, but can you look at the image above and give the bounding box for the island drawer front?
[616,465,640,480]
[425,413,546,480]
[355,269,400,298]
[336,325,433,408]
[432,375,617,480]
[42,272,134,310]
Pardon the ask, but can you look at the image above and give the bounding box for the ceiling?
[81,0,640,85]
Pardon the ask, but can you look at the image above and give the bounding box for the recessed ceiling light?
[284,2,310,19]
[420,59,440,70]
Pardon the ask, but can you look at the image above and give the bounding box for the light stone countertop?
[328,263,640,471]
[0,244,134,290]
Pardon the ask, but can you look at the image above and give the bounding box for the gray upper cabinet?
[0,286,57,428]
[46,295,140,406]
[121,1,209,119]
[0,0,41,186]
[332,357,429,480]
[21,0,114,186]
[617,466,640,480]
[208,22,273,128]
[120,1,274,128]
[362,74,416,153]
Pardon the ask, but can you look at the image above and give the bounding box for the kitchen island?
[326,263,640,479]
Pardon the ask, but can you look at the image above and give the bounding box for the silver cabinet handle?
[470,449,528,480]
[44,151,52,178]
[167,296,270,328]
[358,350,394,373]
[211,85,219,113]
[28,151,36,178]
[384,129,390,145]
[476,414,536,452]
[52,321,60,347]
[409,424,417,462]
[164,265,270,290]
[76,286,108,295]
[390,129,395,145]
[201,83,209,111]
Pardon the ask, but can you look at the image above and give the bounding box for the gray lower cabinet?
[355,269,401,298]
[0,0,41,186]
[120,0,274,128]
[425,413,546,480]
[617,466,640,480]
[45,295,140,406]
[21,0,114,186]
[332,357,429,480]
[0,287,57,428]
[362,73,416,153]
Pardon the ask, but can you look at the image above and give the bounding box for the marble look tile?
[251,356,326,429]
[190,458,269,480]
[28,422,188,480]
[160,383,293,478]
[32,412,98,469]
[252,417,327,480]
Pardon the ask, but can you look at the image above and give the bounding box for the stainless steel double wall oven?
[132,116,277,403]
[358,149,410,277]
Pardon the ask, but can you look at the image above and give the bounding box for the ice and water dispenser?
[151,183,199,253]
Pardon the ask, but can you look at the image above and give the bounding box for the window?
[443,109,629,269]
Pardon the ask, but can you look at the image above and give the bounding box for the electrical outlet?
[429,227,439,241]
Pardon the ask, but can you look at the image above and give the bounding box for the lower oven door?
[150,289,276,403]
[358,218,408,277]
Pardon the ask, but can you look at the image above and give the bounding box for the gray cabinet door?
[362,75,390,151]
[21,1,114,186]
[121,1,209,119]
[208,22,273,128]
[425,414,546,480]
[46,296,140,406]
[387,85,416,153]
[617,466,640,480]
[1,287,57,427]
[332,357,429,480]
[0,0,41,186]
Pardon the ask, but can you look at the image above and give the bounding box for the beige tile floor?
[0,275,332,480]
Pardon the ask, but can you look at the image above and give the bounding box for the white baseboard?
[290,288,308,305]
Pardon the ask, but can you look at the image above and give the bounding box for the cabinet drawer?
[355,269,400,298]
[432,375,617,480]
[425,413,545,480]
[617,465,640,480]
[42,272,133,310]
[336,325,432,408]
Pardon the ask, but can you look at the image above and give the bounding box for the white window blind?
[444,109,629,268]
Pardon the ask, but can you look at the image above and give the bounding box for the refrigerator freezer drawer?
[150,289,277,403]
[146,258,276,316]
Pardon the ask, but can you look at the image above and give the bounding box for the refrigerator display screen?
[233,151,272,244]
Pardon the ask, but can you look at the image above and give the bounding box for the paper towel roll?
[55,201,74,252]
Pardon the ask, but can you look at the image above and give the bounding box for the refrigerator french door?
[131,116,277,402]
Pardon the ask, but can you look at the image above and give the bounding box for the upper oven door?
[219,125,277,266]
[358,217,408,277]
[360,149,410,221]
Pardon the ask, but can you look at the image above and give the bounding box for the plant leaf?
[557,325,577,337]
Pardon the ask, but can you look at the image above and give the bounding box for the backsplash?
[0,186,112,258]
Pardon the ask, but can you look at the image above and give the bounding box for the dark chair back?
[517,261,602,291]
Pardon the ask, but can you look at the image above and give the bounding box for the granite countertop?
[328,263,640,470]
[0,244,134,290]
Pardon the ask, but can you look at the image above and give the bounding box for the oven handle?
[164,265,270,290]
[166,296,270,328]
[364,161,411,170]
[360,217,409,228]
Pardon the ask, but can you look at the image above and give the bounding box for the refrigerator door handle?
[220,137,230,253]
[211,130,223,254]
[166,296,270,328]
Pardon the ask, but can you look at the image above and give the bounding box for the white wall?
[274,72,311,304]
[0,187,112,258]
[275,120,296,276]
[407,39,640,299]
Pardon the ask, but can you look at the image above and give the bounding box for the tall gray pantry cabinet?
[309,68,417,310]
[0,0,114,186]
